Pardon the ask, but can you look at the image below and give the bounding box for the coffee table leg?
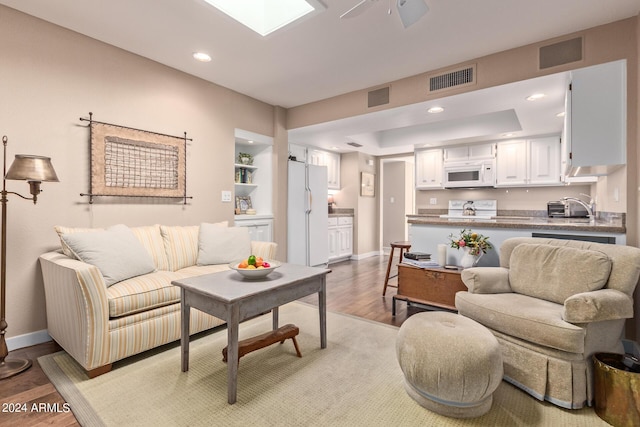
[227,305,240,404]
[272,306,279,331]
[180,289,190,372]
[319,276,327,349]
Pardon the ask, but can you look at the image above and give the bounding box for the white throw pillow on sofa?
[197,224,251,265]
[61,224,156,287]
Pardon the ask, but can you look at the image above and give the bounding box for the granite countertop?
[407,211,626,234]
[329,208,354,218]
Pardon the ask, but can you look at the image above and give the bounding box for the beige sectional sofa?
[39,223,277,377]
[455,237,640,409]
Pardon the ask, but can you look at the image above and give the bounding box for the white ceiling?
[2,0,638,155]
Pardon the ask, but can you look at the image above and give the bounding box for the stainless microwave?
[443,160,495,188]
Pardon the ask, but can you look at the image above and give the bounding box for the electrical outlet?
[430,198,437,205]
[221,191,232,202]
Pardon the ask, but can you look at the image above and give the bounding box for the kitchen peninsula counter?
[407,214,625,234]
[408,212,627,267]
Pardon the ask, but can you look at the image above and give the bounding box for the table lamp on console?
[0,135,59,380]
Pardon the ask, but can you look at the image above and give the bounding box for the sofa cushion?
[106,270,181,317]
[455,292,586,354]
[130,225,171,271]
[54,225,103,258]
[160,225,199,271]
[61,224,156,287]
[197,224,251,265]
[509,243,611,304]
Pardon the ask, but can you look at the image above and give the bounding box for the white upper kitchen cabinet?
[529,137,561,185]
[565,59,626,176]
[415,148,443,189]
[443,142,495,162]
[288,143,307,163]
[496,140,528,186]
[496,137,561,187]
[309,149,340,190]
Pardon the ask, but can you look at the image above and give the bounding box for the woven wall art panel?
[90,122,186,198]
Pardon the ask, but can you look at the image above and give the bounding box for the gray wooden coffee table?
[172,263,329,404]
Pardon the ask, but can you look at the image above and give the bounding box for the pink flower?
[458,240,466,247]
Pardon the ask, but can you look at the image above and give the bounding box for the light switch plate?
[430,198,437,205]
[221,191,232,202]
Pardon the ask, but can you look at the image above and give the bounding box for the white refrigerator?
[287,161,329,267]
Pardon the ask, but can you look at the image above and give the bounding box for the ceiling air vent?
[367,86,390,108]
[428,65,476,93]
[346,141,363,148]
[539,37,583,69]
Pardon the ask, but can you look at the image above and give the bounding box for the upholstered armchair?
[455,237,640,409]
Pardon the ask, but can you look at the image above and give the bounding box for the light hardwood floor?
[0,256,421,426]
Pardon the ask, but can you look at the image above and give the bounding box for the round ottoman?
[396,312,503,418]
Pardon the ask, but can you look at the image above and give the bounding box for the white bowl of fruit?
[229,255,281,279]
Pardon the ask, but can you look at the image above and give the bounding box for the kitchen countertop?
[329,208,354,218]
[407,212,625,234]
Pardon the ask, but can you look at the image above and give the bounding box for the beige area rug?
[40,302,608,427]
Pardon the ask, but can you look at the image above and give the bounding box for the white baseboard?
[6,329,52,351]
[350,251,381,260]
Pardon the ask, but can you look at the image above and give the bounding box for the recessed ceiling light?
[526,93,546,101]
[556,111,566,118]
[193,52,212,62]
[331,146,338,150]
[427,106,444,114]
[247,140,254,144]
[501,133,514,137]
[204,0,325,37]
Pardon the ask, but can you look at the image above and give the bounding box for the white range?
[439,200,497,220]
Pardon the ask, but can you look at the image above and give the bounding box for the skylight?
[204,0,325,37]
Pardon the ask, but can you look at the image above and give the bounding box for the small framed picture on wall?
[361,172,375,197]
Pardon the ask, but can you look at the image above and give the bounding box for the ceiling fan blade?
[340,0,376,19]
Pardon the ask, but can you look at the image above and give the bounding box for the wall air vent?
[346,141,363,148]
[428,65,476,93]
[539,37,583,69]
[367,86,390,108]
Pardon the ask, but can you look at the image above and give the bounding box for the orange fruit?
[238,261,248,269]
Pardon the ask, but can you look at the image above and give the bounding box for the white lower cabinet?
[234,218,273,242]
[328,216,353,262]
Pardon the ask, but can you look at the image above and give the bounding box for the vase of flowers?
[449,229,493,268]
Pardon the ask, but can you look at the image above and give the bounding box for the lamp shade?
[5,154,59,182]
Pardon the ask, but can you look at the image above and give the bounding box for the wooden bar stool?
[383,241,411,296]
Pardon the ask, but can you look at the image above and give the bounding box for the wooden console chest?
[393,264,467,315]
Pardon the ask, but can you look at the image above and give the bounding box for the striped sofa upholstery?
[39,224,277,377]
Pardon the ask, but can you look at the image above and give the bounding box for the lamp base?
[0,357,32,380]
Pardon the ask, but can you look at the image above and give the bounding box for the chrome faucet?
[562,194,596,220]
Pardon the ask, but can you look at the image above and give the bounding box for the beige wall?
[382,162,408,246]
[416,186,592,211]
[272,106,288,262]
[0,6,279,339]
[333,152,379,256]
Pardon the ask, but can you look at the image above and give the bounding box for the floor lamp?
[0,135,59,380]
